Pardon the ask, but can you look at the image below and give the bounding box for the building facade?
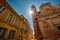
[20,15,34,40]
[0,0,33,40]
[31,3,60,40]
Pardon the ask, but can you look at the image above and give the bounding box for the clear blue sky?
[6,0,60,34]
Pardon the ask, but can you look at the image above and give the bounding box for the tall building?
[31,5,43,40]
[31,3,60,40]
[0,0,33,40]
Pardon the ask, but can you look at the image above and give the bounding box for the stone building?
[20,15,34,40]
[0,0,33,40]
[31,5,43,40]
[31,3,60,40]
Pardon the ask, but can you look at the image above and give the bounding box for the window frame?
[6,13,13,22]
[0,28,7,38]
[0,4,5,16]
[8,30,15,39]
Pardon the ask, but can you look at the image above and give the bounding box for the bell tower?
[31,5,36,13]
[31,5,43,40]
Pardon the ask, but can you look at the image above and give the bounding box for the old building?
[0,0,21,40]
[0,0,33,40]
[31,5,43,40]
[20,15,35,40]
[20,15,34,40]
[31,3,60,40]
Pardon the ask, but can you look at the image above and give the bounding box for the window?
[0,5,5,16]
[0,5,2,9]
[19,36,23,40]
[0,11,3,16]
[14,19,18,26]
[35,18,37,20]
[2,7,5,11]
[57,26,60,31]
[7,14,13,22]
[8,30,15,39]
[0,28,7,38]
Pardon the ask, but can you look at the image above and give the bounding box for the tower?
[31,5,43,40]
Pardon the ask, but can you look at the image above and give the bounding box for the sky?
[6,0,60,34]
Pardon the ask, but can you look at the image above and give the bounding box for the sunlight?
[29,10,33,14]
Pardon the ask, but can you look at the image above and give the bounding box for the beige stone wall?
[38,3,60,40]
[0,0,33,40]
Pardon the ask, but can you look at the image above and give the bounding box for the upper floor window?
[8,30,15,39]
[7,13,13,22]
[57,25,60,31]
[35,18,37,20]
[2,7,5,11]
[0,5,2,9]
[0,4,5,16]
[0,28,7,38]
[14,19,18,26]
